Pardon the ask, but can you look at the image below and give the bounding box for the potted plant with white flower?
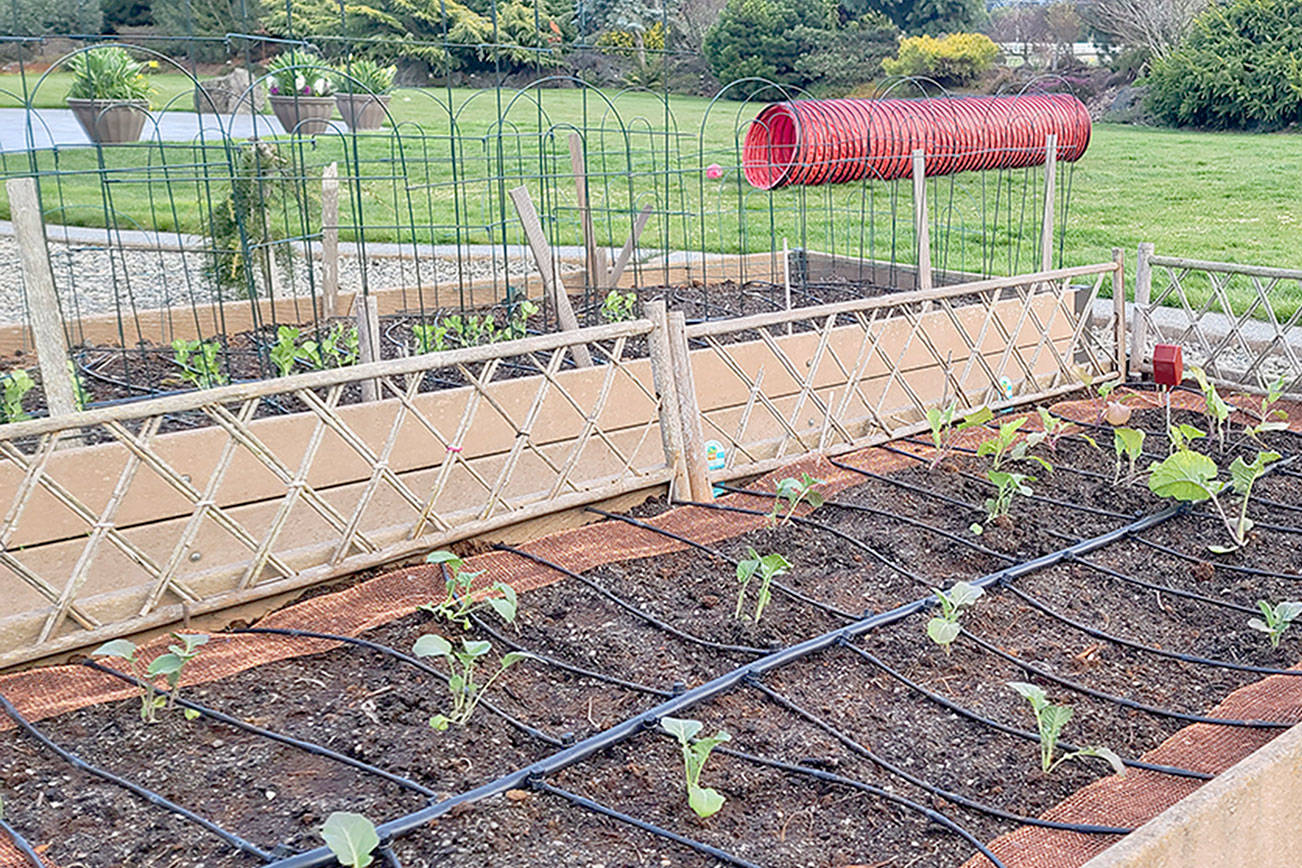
[332,58,395,131]
[266,49,335,136]
[65,46,152,145]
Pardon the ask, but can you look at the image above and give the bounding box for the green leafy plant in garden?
[881,32,998,87]
[92,633,208,722]
[321,323,360,367]
[267,48,334,97]
[925,581,983,653]
[925,403,991,468]
[269,325,320,377]
[1146,448,1281,552]
[1029,407,1097,453]
[768,473,824,524]
[977,417,1049,471]
[984,470,1034,522]
[1008,682,1125,776]
[1112,427,1145,484]
[1249,600,1302,648]
[66,46,151,102]
[412,634,526,730]
[734,548,791,622]
[1244,375,1290,443]
[1167,422,1206,454]
[420,550,517,629]
[171,339,227,389]
[1,369,35,423]
[412,322,449,354]
[69,361,91,410]
[320,811,380,867]
[660,717,731,819]
[332,57,396,94]
[600,289,638,323]
[1190,366,1231,451]
[206,140,300,294]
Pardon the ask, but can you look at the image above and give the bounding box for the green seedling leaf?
[320,811,380,868]
[926,617,961,648]
[688,785,726,819]
[412,633,453,659]
[946,582,984,608]
[425,550,464,568]
[146,653,186,678]
[1008,680,1048,713]
[661,716,703,743]
[1228,451,1280,496]
[1147,451,1220,501]
[958,406,994,429]
[183,708,201,721]
[461,640,491,658]
[1075,746,1127,777]
[93,639,138,661]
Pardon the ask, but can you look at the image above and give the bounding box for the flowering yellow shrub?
[596,21,667,54]
[882,32,999,86]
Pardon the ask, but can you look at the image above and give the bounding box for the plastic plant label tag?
[998,376,1015,399]
[705,440,726,496]
[1153,344,1183,387]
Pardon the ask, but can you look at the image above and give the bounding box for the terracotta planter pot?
[268,95,336,136]
[334,92,391,131]
[65,98,149,144]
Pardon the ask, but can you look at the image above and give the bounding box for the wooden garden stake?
[321,162,340,320]
[1132,242,1154,375]
[354,294,381,402]
[782,237,793,335]
[7,177,79,420]
[569,132,608,290]
[507,184,593,368]
[1112,247,1127,379]
[1042,134,1058,273]
[666,310,712,502]
[912,149,932,292]
[645,300,690,498]
[607,204,653,287]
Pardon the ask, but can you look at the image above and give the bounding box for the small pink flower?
[301,85,311,95]
[705,163,723,180]
[270,85,280,94]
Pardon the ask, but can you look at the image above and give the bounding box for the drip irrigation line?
[467,613,673,698]
[750,681,1131,835]
[999,584,1302,678]
[715,483,1019,566]
[233,627,564,747]
[843,645,1210,780]
[0,689,275,862]
[711,747,1010,867]
[1130,536,1302,581]
[81,660,437,798]
[584,506,862,621]
[957,629,1291,728]
[673,499,929,589]
[530,779,763,868]
[378,847,402,868]
[1059,552,1256,615]
[0,815,44,868]
[491,544,769,656]
[826,456,975,510]
[260,505,1187,868]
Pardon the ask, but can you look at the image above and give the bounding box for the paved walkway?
[0,107,287,152]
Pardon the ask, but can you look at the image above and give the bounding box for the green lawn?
[2,73,1299,312]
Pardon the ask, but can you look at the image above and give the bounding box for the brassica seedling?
[976,417,1024,470]
[985,470,1034,521]
[660,717,731,819]
[600,289,638,323]
[1190,366,1231,451]
[768,473,824,524]
[171,339,227,389]
[1248,600,1302,648]
[1167,422,1206,454]
[412,634,526,730]
[420,550,517,629]
[926,403,992,468]
[1146,449,1280,552]
[1112,427,1145,484]
[1030,407,1097,453]
[1244,375,1290,443]
[320,811,379,868]
[92,633,207,722]
[925,581,983,652]
[1008,682,1125,776]
[269,325,318,377]
[0,369,34,423]
[734,548,791,621]
[321,322,360,367]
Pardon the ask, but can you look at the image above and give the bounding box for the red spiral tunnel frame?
[741,93,1091,190]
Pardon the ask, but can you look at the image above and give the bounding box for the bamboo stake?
[666,310,712,502]
[911,150,931,293]
[321,162,339,320]
[7,177,79,419]
[1042,134,1058,273]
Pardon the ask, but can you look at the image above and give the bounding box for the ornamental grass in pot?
[65,46,152,144]
[266,49,336,136]
[332,58,396,131]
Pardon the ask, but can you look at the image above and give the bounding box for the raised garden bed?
[3,391,1301,867]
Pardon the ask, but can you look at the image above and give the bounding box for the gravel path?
[0,233,543,325]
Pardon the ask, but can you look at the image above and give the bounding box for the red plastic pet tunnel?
[741,93,1091,190]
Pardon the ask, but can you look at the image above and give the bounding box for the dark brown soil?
[2,406,1300,868]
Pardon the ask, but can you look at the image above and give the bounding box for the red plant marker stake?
[1152,344,1183,388]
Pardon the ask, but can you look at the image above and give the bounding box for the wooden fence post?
[354,294,381,403]
[321,162,339,320]
[911,150,931,292]
[666,310,713,502]
[1132,242,1154,376]
[1112,247,1127,380]
[6,177,79,419]
[1042,134,1057,273]
[645,300,690,498]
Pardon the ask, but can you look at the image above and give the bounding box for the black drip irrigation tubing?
[1130,536,1302,581]
[260,505,1182,868]
[232,626,564,747]
[955,629,1292,729]
[530,779,765,868]
[0,815,44,868]
[584,506,863,621]
[843,644,1210,781]
[0,689,276,862]
[81,659,438,798]
[491,543,770,656]
[749,681,1132,835]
